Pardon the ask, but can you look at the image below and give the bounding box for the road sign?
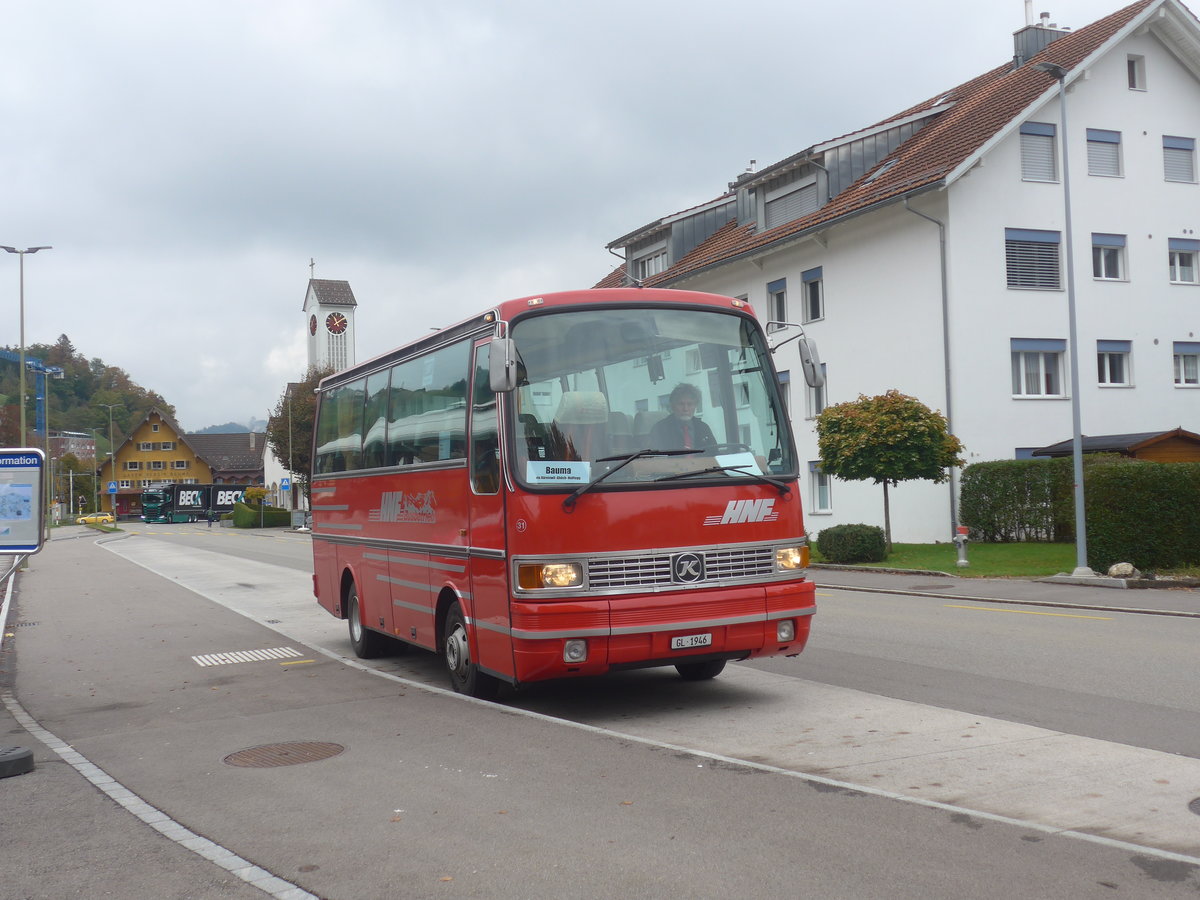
[107,481,118,494]
[280,477,291,491]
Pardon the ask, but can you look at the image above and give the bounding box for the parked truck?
[141,484,247,524]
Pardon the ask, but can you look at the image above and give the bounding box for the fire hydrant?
[953,525,969,568]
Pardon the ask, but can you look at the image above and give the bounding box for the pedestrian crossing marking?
[192,646,303,667]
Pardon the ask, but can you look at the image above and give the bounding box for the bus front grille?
[587,547,775,590]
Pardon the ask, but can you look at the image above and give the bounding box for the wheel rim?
[349,597,362,642]
[445,621,470,678]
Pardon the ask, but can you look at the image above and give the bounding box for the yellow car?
[76,512,115,525]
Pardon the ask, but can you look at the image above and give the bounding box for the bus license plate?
[671,633,712,650]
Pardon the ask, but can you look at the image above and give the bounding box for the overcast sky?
[2,0,1141,431]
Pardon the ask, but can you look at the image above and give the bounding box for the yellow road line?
[280,659,316,666]
[944,604,1112,620]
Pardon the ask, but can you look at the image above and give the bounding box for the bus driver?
[650,383,716,450]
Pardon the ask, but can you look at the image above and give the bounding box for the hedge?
[231,501,293,528]
[1085,459,1200,572]
[960,456,1200,571]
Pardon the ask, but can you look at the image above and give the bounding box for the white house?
[597,0,1200,542]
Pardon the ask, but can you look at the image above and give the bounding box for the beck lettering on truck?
[178,490,203,507]
[215,489,243,506]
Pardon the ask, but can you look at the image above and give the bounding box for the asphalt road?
[2,526,1199,899]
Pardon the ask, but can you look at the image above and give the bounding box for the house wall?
[100,411,213,516]
[665,22,1198,543]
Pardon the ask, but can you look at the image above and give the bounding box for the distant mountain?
[194,418,267,435]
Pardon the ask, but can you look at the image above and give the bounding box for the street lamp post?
[1,246,52,443]
[100,403,120,517]
[1035,62,1095,578]
[90,428,101,513]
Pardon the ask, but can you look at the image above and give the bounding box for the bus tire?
[675,659,726,681]
[442,601,499,700]
[347,583,388,659]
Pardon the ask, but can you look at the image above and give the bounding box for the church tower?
[303,279,358,372]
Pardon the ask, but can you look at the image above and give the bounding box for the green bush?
[231,501,292,528]
[1085,459,1200,572]
[959,458,1074,542]
[816,524,887,564]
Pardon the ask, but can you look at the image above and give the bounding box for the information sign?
[0,448,46,555]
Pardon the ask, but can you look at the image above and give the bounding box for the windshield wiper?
[653,464,791,496]
[562,447,702,512]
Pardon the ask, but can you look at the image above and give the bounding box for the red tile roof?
[598,0,1161,288]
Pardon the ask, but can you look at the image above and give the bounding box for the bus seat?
[552,391,609,460]
[608,411,633,454]
[633,409,669,446]
[519,413,548,461]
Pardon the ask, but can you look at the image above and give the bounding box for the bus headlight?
[776,619,796,642]
[518,562,584,590]
[775,545,809,570]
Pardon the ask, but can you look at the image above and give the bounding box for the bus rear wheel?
[443,602,499,700]
[347,583,388,659]
[675,659,727,681]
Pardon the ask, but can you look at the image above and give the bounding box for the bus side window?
[472,345,500,494]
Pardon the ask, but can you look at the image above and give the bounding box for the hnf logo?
[703,498,778,526]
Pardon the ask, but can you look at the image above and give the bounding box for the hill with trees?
[0,334,175,451]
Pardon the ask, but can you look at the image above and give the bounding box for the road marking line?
[944,604,1112,620]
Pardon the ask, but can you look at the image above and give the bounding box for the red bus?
[310,288,819,697]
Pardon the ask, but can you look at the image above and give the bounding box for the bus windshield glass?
[510,305,794,490]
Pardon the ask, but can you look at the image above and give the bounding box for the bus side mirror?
[799,338,824,388]
[489,338,518,392]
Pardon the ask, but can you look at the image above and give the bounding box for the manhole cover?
[224,741,344,768]
[1189,797,1200,816]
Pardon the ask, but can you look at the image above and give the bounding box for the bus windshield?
[509,305,794,490]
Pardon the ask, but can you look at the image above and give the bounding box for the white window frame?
[1019,122,1057,182]
[767,278,787,332]
[1174,343,1200,386]
[802,267,823,323]
[1169,239,1199,284]
[125,460,141,471]
[809,461,832,514]
[1005,229,1061,290]
[172,460,189,469]
[1011,339,1066,397]
[1163,137,1196,183]
[635,249,668,281]
[1091,234,1126,281]
[138,442,153,451]
[1086,129,1122,177]
[119,480,132,489]
[1097,341,1132,387]
[806,364,827,418]
[1127,54,1146,90]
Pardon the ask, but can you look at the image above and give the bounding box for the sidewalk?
[811,563,1200,618]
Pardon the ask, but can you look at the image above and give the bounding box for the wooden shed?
[1031,427,1200,462]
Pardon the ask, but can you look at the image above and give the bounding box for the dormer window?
[635,250,667,281]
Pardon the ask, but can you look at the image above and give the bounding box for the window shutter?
[765,183,819,229]
[1019,125,1056,182]
[1005,230,1061,289]
[1163,139,1195,182]
[1086,130,1121,176]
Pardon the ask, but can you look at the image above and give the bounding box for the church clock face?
[325,312,348,335]
[309,314,317,336]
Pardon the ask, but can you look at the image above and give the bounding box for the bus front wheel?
[347,583,388,659]
[443,602,499,700]
[675,659,726,681]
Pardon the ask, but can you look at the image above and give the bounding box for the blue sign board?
[0,448,46,554]
[280,477,291,491]
[108,481,118,494]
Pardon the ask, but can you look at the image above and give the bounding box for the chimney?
[249,431,255,450]
[1013,10,1070,68]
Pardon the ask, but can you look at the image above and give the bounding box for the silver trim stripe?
[510,607,814,641]
[192,647,303,667]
